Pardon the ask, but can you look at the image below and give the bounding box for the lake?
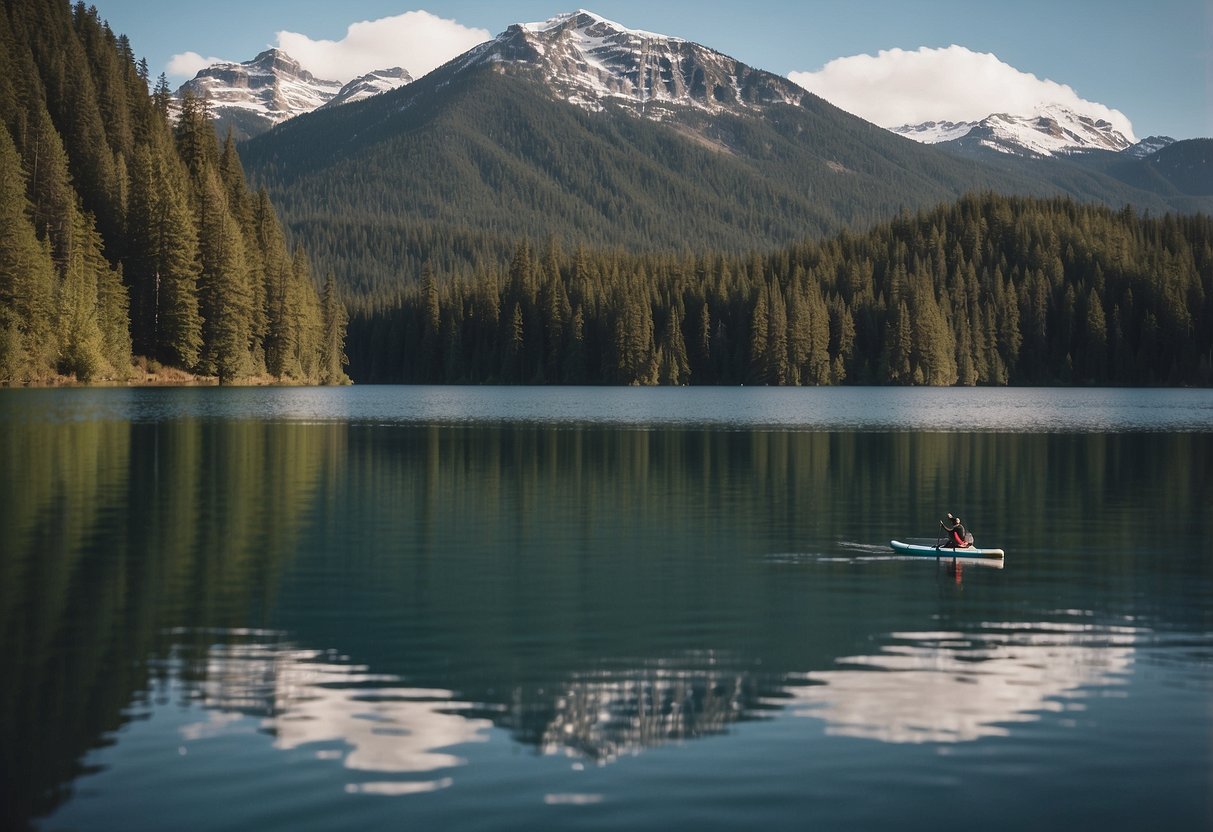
[2,386,1211,831]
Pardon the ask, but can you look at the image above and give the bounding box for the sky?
[93,0,1212,140]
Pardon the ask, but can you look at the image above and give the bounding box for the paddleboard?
[889,539,1005,560]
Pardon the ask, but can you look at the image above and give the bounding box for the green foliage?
[349,195,1213,387]
[0,123,55,381]
[241,66,1211,301]
[0,0,344,385]
[320,272,349,384]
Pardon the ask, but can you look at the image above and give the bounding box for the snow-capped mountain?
[175,49,343,138]
[450,9,804,120]
[321,67,414,110]
[241,8,1213,296]
[893,104,1135,158]
[1123,135,1175,159]
[891,120,977,145]
[174,49,412,139]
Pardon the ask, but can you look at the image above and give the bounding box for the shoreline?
[2,368,320,388]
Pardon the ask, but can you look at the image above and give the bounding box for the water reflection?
[1,398,1209,829]
[165,631,490,794]
[133,619,1141,788]
[528,660,758,763]
[786,621,1137,743]
[165,635,759,774]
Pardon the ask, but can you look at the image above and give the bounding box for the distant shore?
[2,364,314,388]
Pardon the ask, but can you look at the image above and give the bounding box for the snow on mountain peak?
[893,102,1136,157]
[323,67,414,110]
[891,120,976,145]
[174,50,413,138]
[1124,135,1176,159]
[461,9,800,119]
[521,9,681,42]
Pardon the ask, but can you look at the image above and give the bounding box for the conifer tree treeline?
[0,0,347,384]
[349,194,1213,386]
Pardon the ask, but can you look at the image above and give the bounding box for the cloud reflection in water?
[167,618,1139,799]
[173,636,491,795]
[783,622,1137,743]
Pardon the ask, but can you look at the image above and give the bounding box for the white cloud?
[789,45,1135,139]
[275,10,491,83]
[166,51,231,79]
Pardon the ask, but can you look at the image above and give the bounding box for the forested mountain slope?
[0,0,346,384]
[240,13,1203,301]
[347,194,1213,387]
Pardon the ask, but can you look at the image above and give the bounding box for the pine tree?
[786,284,809,385]
[885,300,913,384]
[657,306,690,385]
[563,305,587,383]
[828,298,854,383]
[24,100,76,269]
[0,124,56,381]
[1081,286,1107,383]
[175,89,217,182]
[57,208,109,381]
[804,281,831,385]
[766,282,790,384]
[126,141,201,366]
[196,171,252,383]
[152,73,171,120]
[289,247,323,380]
[749,285,770,384]
[255,189,294,377]
[155,169,204,368]
[504,301,524,382]
[320,272,348,384]
[613,294,657,385]
[421,263,440,379]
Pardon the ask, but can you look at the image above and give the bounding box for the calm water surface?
[1,387,1210,831]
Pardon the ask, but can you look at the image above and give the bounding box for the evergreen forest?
[243,68,1208,300]
[348,194,1213,386]
[0,0,347,385]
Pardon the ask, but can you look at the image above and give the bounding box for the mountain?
[1102,138,1213,201]
[239,10,1210,300]
[175,49,342,140]
[174,50,412,139]
[1124,135,1176,159]
[452,10,804,118]
[894,108,1209,209]
[1000,136,1212,211]
[323,67,414,110]
[893,104,1134,157]
[1137,139,1213,194]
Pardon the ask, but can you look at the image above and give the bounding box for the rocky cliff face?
[174,49,412,139]
[452,10,805,121]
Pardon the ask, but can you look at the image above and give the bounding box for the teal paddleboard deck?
[889,539,1005,560]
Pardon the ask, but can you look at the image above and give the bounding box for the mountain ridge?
[893,104,1134,157]
[239,9,1212,298]
[452,9,804,120]
[174,48,413,139]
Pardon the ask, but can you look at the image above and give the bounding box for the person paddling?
[939,513,973,549]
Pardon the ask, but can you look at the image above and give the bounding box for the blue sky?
[95,0,1211,139]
